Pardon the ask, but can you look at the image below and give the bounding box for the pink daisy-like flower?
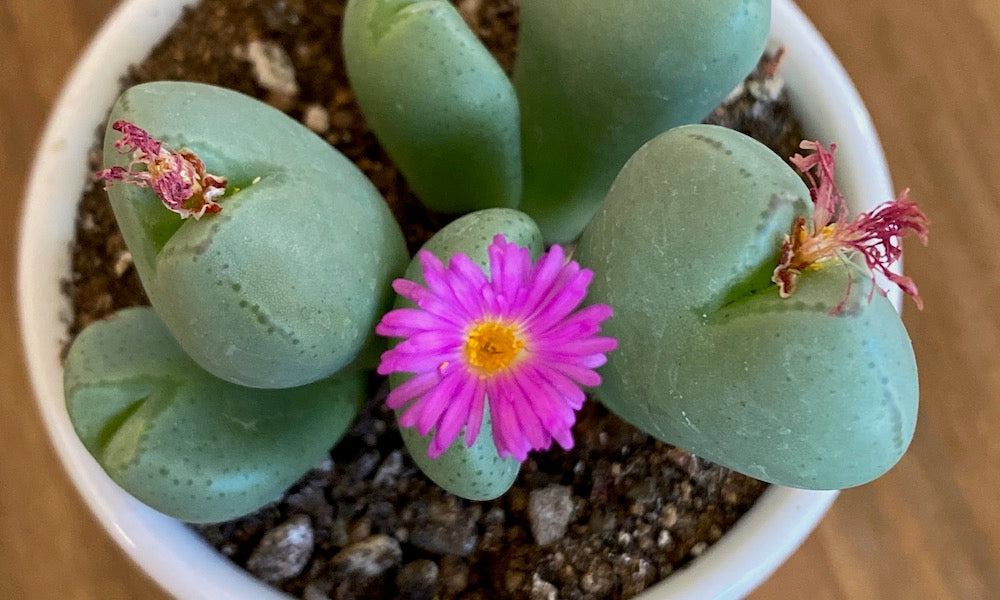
[96,120,227,219]
[376,235,617,461]
[772,140,929,314]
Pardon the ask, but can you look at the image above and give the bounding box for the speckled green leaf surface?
[575,125,918,489]
[515,0,770,243]
[65,307,364,523]
[104,81,407,389]
[389,208,543,499]
[343,0,522,213]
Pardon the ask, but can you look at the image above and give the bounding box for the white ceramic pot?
[18,0,897,598]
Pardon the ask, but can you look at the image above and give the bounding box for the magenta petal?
[484,380,508,453]
[516,373,575,439]
[464,378,487,447]
[394,330,462,355]
[550,361,603,388]
[553,427,574,450]
[531,365,587,410]
[489,236,530,312]
[569,335,618,354]
[415,371,464,436]
[476,281,502,316]
[508,246,534,309]
[489,387,527,460]
[428,434,454,459]
[399,396,426,429]
[378,348,453,375]
[386,371,439,409]
[501,376,547,451]
[538,304,613,340]
[377,235,617,465]
[422,252,484,321]
[487,237,510,304]
[377,308,458,337]
[578,353,608,369]
[420,251,469,312]
[446,255,491,319]
[526,268,591,331]
[432,375,477,455]
[450,253,490,292]
[534,336,617,361]
[520,245,566,315]
[392,279,429,304]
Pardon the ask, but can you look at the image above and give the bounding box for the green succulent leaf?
[65,307,365,523]
[103,81,408,389]
[515,0,771,243]
[575,125,918,489]
[389,208,544,499]
[343,0,522,214]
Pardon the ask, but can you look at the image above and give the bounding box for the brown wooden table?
[2,1,997,598]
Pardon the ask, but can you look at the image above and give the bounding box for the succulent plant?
[343,0,770,242]
[342,0,522,214]
[65,0,928,522]
[574,125,926,488]
[385,209,544,499]
[64,307,364,523]
[66,81,407,520]
[101,81,407,389]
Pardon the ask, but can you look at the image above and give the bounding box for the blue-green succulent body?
[575,125,919,489]
[390,208,544,500]
[343,0,770,243]
[343,0,522,213]
[515,0,771,243]
[65,0,923,526]
[64,308,364,523]
[104,82,407,389]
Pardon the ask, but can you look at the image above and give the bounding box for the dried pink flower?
[96,120,227,219]
[772,140,929,314]
[376,235,617,461]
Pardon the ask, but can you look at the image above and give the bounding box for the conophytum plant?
[343,0,771,243]
[64,0,927,523]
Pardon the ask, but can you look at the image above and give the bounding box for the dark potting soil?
[65,1,804,598]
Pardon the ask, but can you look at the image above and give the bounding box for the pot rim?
[17,0,895,598]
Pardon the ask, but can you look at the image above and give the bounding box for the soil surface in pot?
[65,1,802,598]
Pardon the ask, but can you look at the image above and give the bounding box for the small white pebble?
[238,39,300,96]
[747,76,785,101]
[303,103,330,134]
[636,558,652,578]
[722,81,746,103]
[657,529,673,548]
[690,541,709,557]
[527,485,574,546]
[530,573,557,600]
[113,250,133,278]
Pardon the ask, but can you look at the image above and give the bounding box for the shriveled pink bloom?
[376,235,617,461]
[96,120,227,219]
[772,140,929,314]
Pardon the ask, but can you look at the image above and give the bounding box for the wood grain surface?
[1,1,997,598]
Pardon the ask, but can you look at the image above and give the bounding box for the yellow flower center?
[464,321,525,375]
